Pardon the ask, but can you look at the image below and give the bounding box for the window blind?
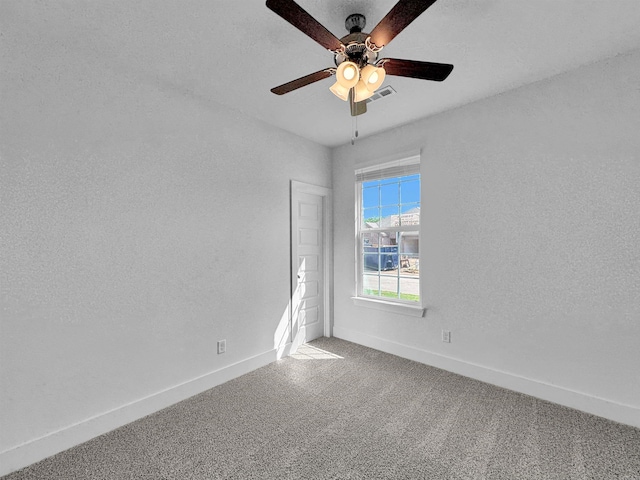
[355,155,420,182]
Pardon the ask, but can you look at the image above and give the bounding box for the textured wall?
[332,51,640,420]
[0,19,331,453]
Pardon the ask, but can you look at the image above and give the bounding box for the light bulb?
[343,65,356,81]
[360,65,386,92]
[336,61,360,89]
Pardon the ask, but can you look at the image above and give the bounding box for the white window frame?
[352,153,426,317]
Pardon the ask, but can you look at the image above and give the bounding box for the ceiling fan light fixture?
[329,81,350,101]
[267,0,455,127]
[353,80,374,102]
[361,64,386,92]
[336,61,360,89]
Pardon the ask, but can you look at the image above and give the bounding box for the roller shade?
[355,155,420,182]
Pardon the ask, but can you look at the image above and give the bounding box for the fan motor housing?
[335,28,378,67]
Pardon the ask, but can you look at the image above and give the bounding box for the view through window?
[357,161,420,303]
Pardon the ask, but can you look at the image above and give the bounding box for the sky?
[362,174,420,221]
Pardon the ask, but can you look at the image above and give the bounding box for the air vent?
[365,85,397,104]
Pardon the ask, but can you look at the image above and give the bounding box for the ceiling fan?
[266,0,454,117]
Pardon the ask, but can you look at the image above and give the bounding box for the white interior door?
[291,181,330,344]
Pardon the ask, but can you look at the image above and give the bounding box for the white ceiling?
[6,0,640,147]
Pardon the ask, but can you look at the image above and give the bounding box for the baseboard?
[0,348,278,477]
[333,326,640,428]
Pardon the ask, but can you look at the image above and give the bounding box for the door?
[291,181,330,344]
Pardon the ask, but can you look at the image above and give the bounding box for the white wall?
[0,15,331,473]
[332,50,640,427]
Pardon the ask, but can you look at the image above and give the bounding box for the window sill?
[351,297,426,318]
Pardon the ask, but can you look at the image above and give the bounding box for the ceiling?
[5,0,640,147]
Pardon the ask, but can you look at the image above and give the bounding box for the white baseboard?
[333,326,640,429]
[0,348,278,477]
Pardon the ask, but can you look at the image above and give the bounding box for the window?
[355,156,420,304]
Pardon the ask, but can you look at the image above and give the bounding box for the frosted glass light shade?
[329,81,350,101]
[353,80,374,102]
[361,65,386,92]
[336,61,360,89]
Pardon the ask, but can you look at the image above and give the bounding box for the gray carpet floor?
[4,337,640,479]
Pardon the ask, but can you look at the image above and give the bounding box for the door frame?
[290,180,333,350]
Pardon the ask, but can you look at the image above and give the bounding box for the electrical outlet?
[442,330,451,343]
[217,340,226,354]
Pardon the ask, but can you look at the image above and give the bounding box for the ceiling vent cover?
[364,85,396,104]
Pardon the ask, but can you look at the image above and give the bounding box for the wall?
[0,13,331,474]
[332,50,640,427]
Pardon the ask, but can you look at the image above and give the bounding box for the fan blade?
[270,69,333,95]
[369,0,438,48]
[266,0,343,52]
[382,58,453,81]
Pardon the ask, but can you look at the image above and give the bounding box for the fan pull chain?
[351,114,359,145]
